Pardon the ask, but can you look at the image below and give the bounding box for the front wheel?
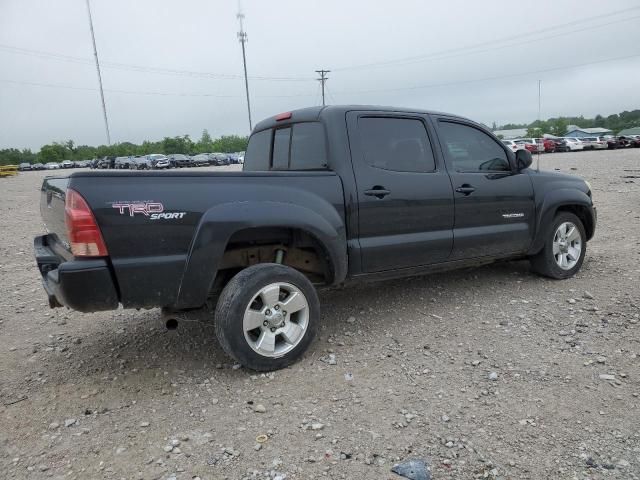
[214,263,319,371]
[530,212,586,279]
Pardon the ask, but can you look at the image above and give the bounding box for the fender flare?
[528,188,595,255]
[174,201,347,309]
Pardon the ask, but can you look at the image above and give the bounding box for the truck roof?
[253,105,467,132]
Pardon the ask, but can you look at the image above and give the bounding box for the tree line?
[495,109,640,138]
[2,108,639,166]
[0,130,248,166]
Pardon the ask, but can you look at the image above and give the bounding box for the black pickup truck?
[35,105,596,370]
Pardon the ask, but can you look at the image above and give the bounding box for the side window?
[290,123,328,169]
[244,129,271,171]
[438,122,511,172]
[358,117,436,173]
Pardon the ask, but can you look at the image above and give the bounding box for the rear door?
[347,111,454,272]
[432,117,535,260]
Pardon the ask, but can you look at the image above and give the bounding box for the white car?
[564,138,585,151]
[45,162,61,169]
[501,140,522,153]
[147,154,171,169]
[581,136,607,150]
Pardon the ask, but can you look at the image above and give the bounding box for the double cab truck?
[35,105,596,371]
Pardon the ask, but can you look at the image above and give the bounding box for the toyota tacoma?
[35,105,596,371]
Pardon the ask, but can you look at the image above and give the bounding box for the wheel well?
[212,227,333,294]
[556,205,594,240]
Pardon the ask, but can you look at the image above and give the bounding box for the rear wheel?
[530,212,586,279]
[214,263,319,371]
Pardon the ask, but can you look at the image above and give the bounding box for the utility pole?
[315,69,330,106]
[237,6,252,131]
[85,0,111,145]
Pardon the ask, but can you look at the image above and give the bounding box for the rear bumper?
[34,235,119,312]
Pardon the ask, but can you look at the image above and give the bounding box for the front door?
[432,118,535,260]
[347,112,455,272]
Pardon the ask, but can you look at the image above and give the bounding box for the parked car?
[168,154,192,168]
[131,156,152,170]
[617,136,635,148]
[212,153,231,166]
[629,135,640,147]
[114,156,134,169]
[514,139,541,153]
[542,138,555,153]
[501,140,522,153]
[551,138,570,152]
[580,137,607,150]
[35,105,596,371]
[532,138,555,153]
[44,162,60,169]
[32,162,45,170]
[96,157,114,169]
[61,160,74,169]
[18,162,32,171]
[191,153,211,167]
[146,154,171,169]
[603,136,619,149]
[564,138,585,151]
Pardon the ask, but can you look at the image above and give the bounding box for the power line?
[0,78,317,98]
[315,69,330,106]
[326,85,337,105]
[1,6,637,86]
[330,51,640,96]
[4,50,639,101]
[0,44,314,82]
[333,7,640,72]
[4,50,640,101]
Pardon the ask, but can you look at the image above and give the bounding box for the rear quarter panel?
[68,171,345,309]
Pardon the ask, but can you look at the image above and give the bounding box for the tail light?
[275,111,292,121]
[65,188,108,257]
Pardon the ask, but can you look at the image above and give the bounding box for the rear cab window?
[243,122,328,171]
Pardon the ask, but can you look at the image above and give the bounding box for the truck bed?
[39,170,346,310]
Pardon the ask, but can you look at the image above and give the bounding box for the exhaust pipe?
[165,318,178,330]
[161,307,179,330]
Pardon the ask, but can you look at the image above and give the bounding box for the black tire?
[530,212,586,279]
[214,263,319,371]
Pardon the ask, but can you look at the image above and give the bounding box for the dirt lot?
[1,150,639,480]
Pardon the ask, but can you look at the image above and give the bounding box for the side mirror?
[516,149,533,170]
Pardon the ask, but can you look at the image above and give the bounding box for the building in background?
[565,126,613,138]
[617,127,640,136]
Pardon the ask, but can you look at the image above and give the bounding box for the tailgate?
[40,176,70,247]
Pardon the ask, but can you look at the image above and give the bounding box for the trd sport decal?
[111,202,187,220]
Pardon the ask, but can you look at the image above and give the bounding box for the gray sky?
[1,0,640,150]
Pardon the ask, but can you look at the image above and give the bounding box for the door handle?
[455,184,476,195]
[364,186,391,199]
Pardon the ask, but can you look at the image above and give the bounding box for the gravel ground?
[1,150,639,480]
